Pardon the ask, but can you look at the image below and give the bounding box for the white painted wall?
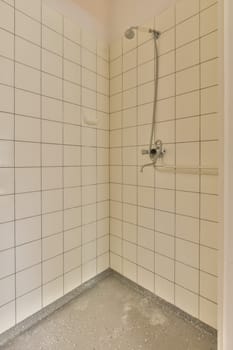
[44,0,177,42]
[110,0,177,40]
[45,0,110,40]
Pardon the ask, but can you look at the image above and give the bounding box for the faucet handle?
[141,149,149,155]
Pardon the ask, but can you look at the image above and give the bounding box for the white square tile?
[158,28,175,55]
[176,191,199,217]
[64,17,81,44]
[200,297,217,329]
[200,31,218,62]
[138,246,154,272]
[138,39,154,65]
[0,275,15,307]
[42,189,63,214]
[43,277,63,306]
[200,246,218,276]
[0,1,14,32]
[15,89,40,118]
[15,141,40,167]
[176,215,199,243]
[0,140,14,167]
[155,275,174,304]
[123,49,136,72]
[16,11,40,45]
[15,168,41,193]
[42,255,63,284]
[155,232,174,258]
[64,60,81,85]
[176,0,199,24]
[64,39,81,64]
[0,28,14,59]
[81,48,97,71]
[155,253,174,281]
[16,264,41,297]
[0,56,14,86]
[64,207,81,230]
[64,187,81,209]
[175,285,198,318]
[200,271,217,302]
[15,115,40,142]
[200,4,218,36]
[176,91,199,119]
[42,211,63,237]
[16,216,41,245]
[0,222,14,251]
[82,259,96,283]
[64,81,81,104]
[15,0,41,21]
[0,113,14,140]
[176,15,199,48]
[42,4,63,33]
[158,74,175,100]
[64,167,81,187]
[201,59,218,88]
[175,262,199,293]
[42,73,62,100]
[0,85,14,113]
[123,259,137,282]
[200,193,218,221]
[42,120,62,144]
[64,267,81,293]
[0,302,15,334]
[15,37,40,70]
[0,248,14,279]
[65,247,81,273]
[42,167,63,191]
[82,29,97,53]
[156,5,175,32]
[201,86,218,114]
[16,240,41,272]
[176,238,199,268]
[64,145,80,166]
[15,63,40,94]
[155,210,175,236]
[42,26,62,55]
[110,39,122,61]
[176,66,199,95]
[64,102,80,125]
[42,49,62,77]
[42,233,63,260]
[176,40,199,72]
[64,227,81,252]
[138,266,154,293]
[200,220,218,249]
[15,191,41,220]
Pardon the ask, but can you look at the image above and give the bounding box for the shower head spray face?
[124,27,136,40]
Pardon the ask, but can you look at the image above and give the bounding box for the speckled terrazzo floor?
[1,274,217,350]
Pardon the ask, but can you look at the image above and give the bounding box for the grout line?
[13,0,16,326]
[39,0,43,309]
[174,3,177,306]
[198,0,202,319]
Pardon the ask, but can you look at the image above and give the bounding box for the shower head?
[124,26,160,40]
[124,27,137,39]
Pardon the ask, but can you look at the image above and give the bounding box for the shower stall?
[0,0,224,348]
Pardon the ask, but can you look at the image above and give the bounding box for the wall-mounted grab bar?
[153,165,218,175]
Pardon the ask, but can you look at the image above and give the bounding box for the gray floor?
[1,274,217,350]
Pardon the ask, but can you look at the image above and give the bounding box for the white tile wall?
[0,0,219,335]
[109,0,219,330]
[0,0,109,334]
